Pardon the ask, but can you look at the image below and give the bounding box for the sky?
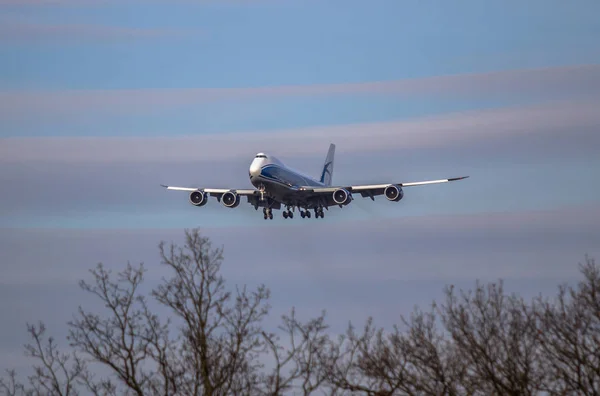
[1,0,600,379]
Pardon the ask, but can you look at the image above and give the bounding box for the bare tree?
[322,317,418,395]
[0,322,88,396]
[2,229,335,396]
[534,255,600,395]
[320,307,468,396]
[258,308,330,395]
[150,229,271,395]
[396,307,468,395]
[66,262,172,396]
[25,322,87,396]
[0,370,26,396]
[438,280,545,396]
[318,258,599,396]
[63,229,275,396]
[2,230,599,396]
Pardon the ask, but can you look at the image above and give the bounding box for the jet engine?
[332,188,352,205]
[384,185,404,202]
[189,191,207,206]
[222,191,240,208]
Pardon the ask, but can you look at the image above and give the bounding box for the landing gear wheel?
[263,207,273,220]
[301,211,306,218]
[283,211,288,219]
[288,211,293,219]
[306,210,311,218]
[314,207,324,218]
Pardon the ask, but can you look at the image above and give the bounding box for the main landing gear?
[300,210,311,219]
[297,207,325,219]
[263,206,325,220]
[282,209,294,219]
[314,207,325,218]
[263,208,273,220]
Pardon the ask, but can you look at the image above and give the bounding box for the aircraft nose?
[249,159,262,178]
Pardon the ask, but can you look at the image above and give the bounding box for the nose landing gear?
[259,185,266,202]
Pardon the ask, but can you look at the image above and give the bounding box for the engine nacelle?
[384,185,404,202]
[332,188,352,205]
[189,191,207,206]
[222,191,240,208]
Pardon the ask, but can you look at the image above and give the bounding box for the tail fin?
[319,143,335,186]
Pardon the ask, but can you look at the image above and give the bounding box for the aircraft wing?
[160,184,288,210]
[160,185,258,195]
[300,176,469,199]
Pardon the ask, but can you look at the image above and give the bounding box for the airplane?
[161,143,469,220]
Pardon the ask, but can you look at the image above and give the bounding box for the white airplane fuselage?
[248,153,325,204]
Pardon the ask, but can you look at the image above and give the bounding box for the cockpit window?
[255,154,267,158]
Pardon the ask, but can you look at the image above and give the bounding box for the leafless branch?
[2,229,598,396]
[0,370,27,396]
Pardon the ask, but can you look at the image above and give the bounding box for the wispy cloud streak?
[0,0,94,4]
[0,0,268,4]
[1,100,598,163]
[1,64,598,119]
[2,204,599,285]
[0,20,198,42]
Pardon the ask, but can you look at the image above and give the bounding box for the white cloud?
[1,64,599,119]
[1,99,598,163]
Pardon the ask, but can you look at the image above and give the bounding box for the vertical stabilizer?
[320,143,335,186]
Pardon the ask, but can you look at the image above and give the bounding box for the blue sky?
[1,0,600,379]
[2,0,599,90]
